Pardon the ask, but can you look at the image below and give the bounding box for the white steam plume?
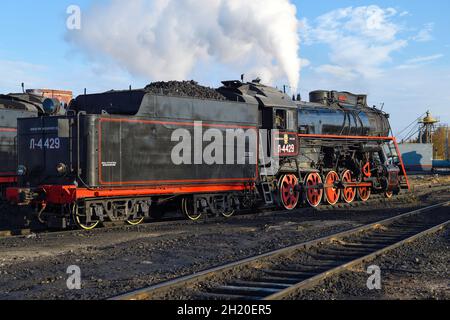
[67,0,301,90]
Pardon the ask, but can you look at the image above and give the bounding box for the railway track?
[0,184,448,240]
[111,201,450,300]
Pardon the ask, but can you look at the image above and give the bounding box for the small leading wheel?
[305,173,323,207]
[385,191,394,199]
[324,171,340,206]
[278,174,300,210]
[73,203,100,231]
[341,170,356,204]
[358,187,371,202]
[182,197,202,221]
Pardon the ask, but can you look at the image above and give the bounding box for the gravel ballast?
[290,227,449,300]
[0,183,448,300]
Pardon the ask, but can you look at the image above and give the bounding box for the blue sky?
[0,0,449,132]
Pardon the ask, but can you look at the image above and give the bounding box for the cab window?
[275,110,287,130]
[286,111,295,131]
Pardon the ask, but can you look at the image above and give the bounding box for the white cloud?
[300,58,311,68]
[301,5,407,79]
[406,54,444,64]
[413,23,434,42]
[299,6,449,131]
[396,54,444,70]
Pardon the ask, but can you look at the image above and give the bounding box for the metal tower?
[418,111,439,144]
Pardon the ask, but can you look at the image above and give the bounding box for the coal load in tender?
[145,80,226,101]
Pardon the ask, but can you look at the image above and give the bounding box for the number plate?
[273,132,298,156]
[29,137,61,150]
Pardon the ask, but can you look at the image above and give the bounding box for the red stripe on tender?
[0,177,16,184]
[0,128,17,133]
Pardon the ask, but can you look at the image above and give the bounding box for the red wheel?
[358,187,371,202]
[385,191,394,199]
[324,171,340,206]
[278,174,300,210]
[341,170,356,203]
[305,173,323,207]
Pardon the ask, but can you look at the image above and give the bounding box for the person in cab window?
[275,110,286,130]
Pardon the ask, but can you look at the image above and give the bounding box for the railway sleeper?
[315,248,374,257]
[273,265,340,273]
[250,276,304,285]
[307,252,362,262]
[229,280,291,290]
[196,292,260,301]
[211,285,280,297]
[262,269,318,279]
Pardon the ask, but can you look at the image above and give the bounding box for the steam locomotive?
[0,92,67,200]
[6,80,409,229]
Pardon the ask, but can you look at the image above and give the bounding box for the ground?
[0,175,448,300]
[291,228,449,300]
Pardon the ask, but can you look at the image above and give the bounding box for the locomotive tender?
[6,80,409,229]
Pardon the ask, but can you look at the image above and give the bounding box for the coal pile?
[145,80,226,101]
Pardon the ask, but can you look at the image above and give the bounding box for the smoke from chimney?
[66,0,302,90]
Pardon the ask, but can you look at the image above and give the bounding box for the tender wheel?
[126,202,146,225]
[126,202,145,226]
[182,197,202,221]
[220,197,235,218]
[221,208,235,218]
[358,187,371,202]
[341,170,356,204]
[385,191,394,199]
[305,173,323,207]
[73,203,100,231]
[324,171,340,206]
[215,195,236,218]
[278,174,300,210]
[126,217,145,226]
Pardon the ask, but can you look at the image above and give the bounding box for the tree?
[432,126,450,160]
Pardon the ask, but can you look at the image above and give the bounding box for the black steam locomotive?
[0,92,65,198]
[6,80,409,229]
[0,93,48,196]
